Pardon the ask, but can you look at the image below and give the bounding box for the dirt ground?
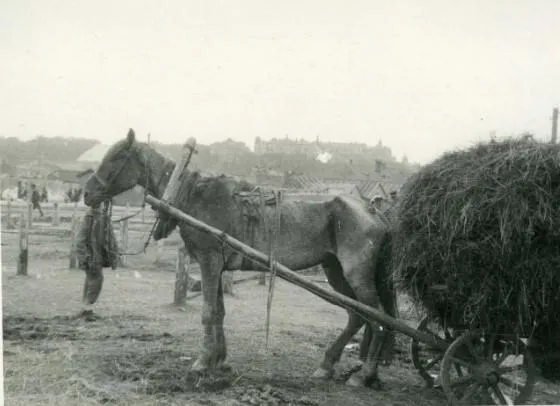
[2,216,560,405]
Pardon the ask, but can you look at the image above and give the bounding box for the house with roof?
[76,143,111,164]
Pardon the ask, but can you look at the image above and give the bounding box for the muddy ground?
[2,217,560,405]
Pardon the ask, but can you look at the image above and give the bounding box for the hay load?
[391,136,560,377]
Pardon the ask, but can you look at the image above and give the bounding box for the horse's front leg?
[191,253,226,373]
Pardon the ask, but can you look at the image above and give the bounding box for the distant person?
[75,187,83,202]
[66,187,73,203]
[41,186,48,203]
[30,184,44,216]
[17,180,26,199]
[369,195,385,214]
[390,190,398,203]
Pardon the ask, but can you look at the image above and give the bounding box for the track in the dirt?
[2,313,325,405]
[99,347,325,405]
[2,312,172,342]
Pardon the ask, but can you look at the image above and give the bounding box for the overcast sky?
[1,0,558,164]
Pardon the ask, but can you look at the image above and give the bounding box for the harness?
[233,188,279,269]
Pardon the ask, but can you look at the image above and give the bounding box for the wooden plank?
[144,193,448,351]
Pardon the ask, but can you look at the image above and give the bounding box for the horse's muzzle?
[83,191,103,208]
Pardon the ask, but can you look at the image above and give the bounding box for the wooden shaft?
[145,193,449,351]
[161,138,197,204]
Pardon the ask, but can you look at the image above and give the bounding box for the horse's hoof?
[217,362,232,373]
[368,378,383,391]
[310,367,333,380]
[345,374,366,387]
[191,358,209,373]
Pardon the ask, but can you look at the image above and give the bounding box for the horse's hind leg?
[214,271,229,370]
[360,323,373,362]
[311,257,364,380]
[344,278,388,389]
[346,321,387,389]
[311,311,365,380]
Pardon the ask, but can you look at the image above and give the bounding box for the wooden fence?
[0,199,288,305]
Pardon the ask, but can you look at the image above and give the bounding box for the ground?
[2,210,560,405]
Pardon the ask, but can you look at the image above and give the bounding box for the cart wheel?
[410,316,457,388]
[440,331,536,405]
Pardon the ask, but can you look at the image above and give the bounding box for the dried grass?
[391,136,560,343]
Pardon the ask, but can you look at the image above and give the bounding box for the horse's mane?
[176,170,257,207]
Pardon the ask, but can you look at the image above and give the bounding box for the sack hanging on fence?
[76,204,119,305]
[76,206,119,270]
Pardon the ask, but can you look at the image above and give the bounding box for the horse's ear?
[126,128,136,145]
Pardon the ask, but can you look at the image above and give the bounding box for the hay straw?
[391,136,560,341]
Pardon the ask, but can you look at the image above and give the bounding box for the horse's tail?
[375,231,398,365]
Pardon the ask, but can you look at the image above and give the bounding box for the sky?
[0,0,558,164]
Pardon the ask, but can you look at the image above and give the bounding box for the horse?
[83,128,397,388]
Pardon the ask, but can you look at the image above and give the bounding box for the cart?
[146,194,536,405]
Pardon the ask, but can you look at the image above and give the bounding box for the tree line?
[0,136,412,182]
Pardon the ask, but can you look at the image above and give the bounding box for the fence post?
[27,182,32,229]
[174,246,190,305]
[119,202,129,266]
[69,213,80,269]
[258,271,266,285]
[6,199,13,229]
[52,202,60,226]
[17,213,28,275]
[222,272,234,295]
[155,240,164,263]
[258,192,267,286]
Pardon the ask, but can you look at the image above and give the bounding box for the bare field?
[2,210,560,405]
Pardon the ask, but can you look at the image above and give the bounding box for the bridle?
[91,142,166,254]
[92,143,150,200]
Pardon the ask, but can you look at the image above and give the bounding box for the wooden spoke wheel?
[440,331,536,405]
[410,316,457,388]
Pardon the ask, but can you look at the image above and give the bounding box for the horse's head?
[84,128,145,207]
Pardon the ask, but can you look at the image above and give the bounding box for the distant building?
[254,136,394,162]
[254,136,318,156]
[46,169,84,186]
